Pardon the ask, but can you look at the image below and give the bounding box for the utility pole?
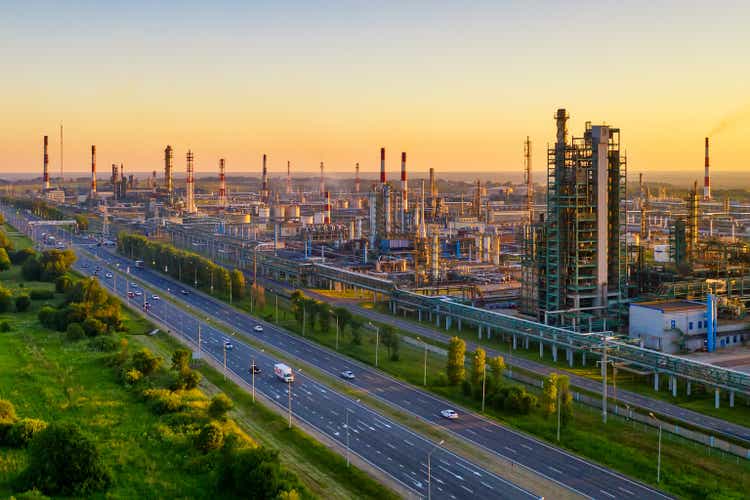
[418,337,427,386]
[197,323,202,359]
[223,342,227,380]
[375,325,380,367]
[275,294,278,323]
[602,334,608,424]
[427,440,444,500]
[482,360,487,412]
[557,379,562,441]
[336,316,340,350]
[287,380,293,429]
[251,356,255,403]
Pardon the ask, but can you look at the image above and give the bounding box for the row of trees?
[445,336,572,418]
[117,233,246,300]
[288,291,405,358]
[39,277,123,336]
[1,197,65,220]
[21,248,76,282]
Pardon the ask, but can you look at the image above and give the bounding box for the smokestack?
[400,152,408,230]
[355,162,360,193]
[90,145,97,199]
[319,161,325,196]
[42,136,50,191]
[429,167,436,199]
[704,137,711,200]
[218,158,227,209]
[261,154,268,202]
[380,147,386,184]
[186,150,196,213]
[286,161,292,195]
[524,136,532,219]
[324,191,331,224]
[164,145,174,202]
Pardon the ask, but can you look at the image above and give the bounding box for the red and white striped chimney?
[704,137,711,200]
[400,152,408,229]
[90,145,97,198]
[355,162,360,193]
[218,158,227,209]
[324,191,331,224]
[42,136,50,191]
[286,161,292,195]
[380,147,386,184]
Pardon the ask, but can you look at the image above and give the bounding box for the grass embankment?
[204,286,750,500]
[362,300,750,427]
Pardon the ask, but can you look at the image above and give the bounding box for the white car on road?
[151,295,160,300]
[253,325,264,332]
[340,370,355,380]
[440,409,459,420]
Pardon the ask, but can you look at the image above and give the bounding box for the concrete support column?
[418,309,422,322]
[582,352,587,366]
[539,341,543,358]
[654,372,659,391]
[513,335,517,350]
[524,337,529,349]
[730,390,735,408]
[487,328,492,340]
[552,343,558,362]
[671,375,677,397]
[445,316,452,331]
[458,319,462,331]
[686,381,691,396]
[568,349,574,367]
[715,388,720,409]
[478,325,483,340]
[435,313,440,327]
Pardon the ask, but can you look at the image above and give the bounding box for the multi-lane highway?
[76,242,669,500]
[75,251,535,500]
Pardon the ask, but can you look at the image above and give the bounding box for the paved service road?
[78,243,669,500]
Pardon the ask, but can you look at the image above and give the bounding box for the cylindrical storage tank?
[349,220,356,240]
[243,214,252,223]
[355,218,363,239]
[258,207,270,219]
[483,235,491,263]
[271,205,285,220]
[339,199,349,209]
[286,205,301,219]
[313,212,326,224]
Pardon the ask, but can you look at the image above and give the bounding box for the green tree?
[230,269,245,300]
[471,347,486,387]
[11,247,36,265]
[180,369,202,390]
[380,325,400,361]
[7,418,48,447]
[65,323,85,341]
[0,248,11,271]
[54,275,73,293]
[333,306,352,334]
[171,348,191,373]
[0,230,13,251]
[251,283,266,310]
[0,399,17,423]
[208,393,234,420]
[316,301,332,332]
[15,294,31,312]
[290,291,305,327]
[0,286,13,313]
[17,423,111,496]
[74,214,89,231]
[131,348,162,376]
[38,249,76,281]
[557,374,573,427]
[446,336,466,385]
[349,318,363,345]
[541,372,559,419]
[488,355,506,388]
[196,422,224,453]
[21,257,41,281]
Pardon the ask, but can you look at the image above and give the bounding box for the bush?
[37,306,57,329]
[131,348,162,376]
[7,418,48,447]
[82,317,107,337]
[208,393,234,420]
[142,389,185,415]
[218,445,305,499]
[493,386,536,415]
[54,276,73,294]
[0,399,17,423]
[21,258,41,281]
[196,422,225,453]
[15,294,31,312]
[9,488,51,499]
[0,247,11,271]
[65,323,85,341]
[124,368,143,385]
[0,287,13,313]
[0,320,11,332]
[15,423,110,496]
[87,336,119,352]
[29,289,54,301]
[11,248,37,265]
[181,370,202,390]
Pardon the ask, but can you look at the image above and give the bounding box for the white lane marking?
[404,439,415,446]
[547,466,563,475]
[481,481,495,490]
[618,486,635,495]
[600,490,616,499]
[460,485,473,494]
[521,443,532,451]
[438,465,463,481]
[455,461,481,477]
[504,446,517,454]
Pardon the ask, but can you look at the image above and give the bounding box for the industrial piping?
[704,137,711,200]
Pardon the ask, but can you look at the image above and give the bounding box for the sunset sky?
[2,1,749,176]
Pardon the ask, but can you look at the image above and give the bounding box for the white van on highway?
[273,363,294,383]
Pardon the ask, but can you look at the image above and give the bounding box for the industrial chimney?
[186,150,196,213]
[42,136,50,192]
[164,145,174,203]
[286,161,292,195]
[261,154,269,203]
[319,161,325,197]
[400,152,408,231]
[324,191,331,224]
[380,147,386,184]
[704,137,711,200]
[90,145,97,199]
[218,158,227,209]
[355,162,360,193]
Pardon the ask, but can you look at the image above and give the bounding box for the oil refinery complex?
[24,108,750,408]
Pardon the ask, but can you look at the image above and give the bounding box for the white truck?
[273,363,294,383]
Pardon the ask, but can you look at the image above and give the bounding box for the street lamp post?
[345,401,359,467]
[427,440,444,500]
[336,316,340,350]
[287,378,293,429]
[251,355,256,403]
[418,337,427,386]
[556,379,562,441]
[375,325,380,367]
[649,413,662,483]
[223,341,227,380]
[481,359,487,412]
